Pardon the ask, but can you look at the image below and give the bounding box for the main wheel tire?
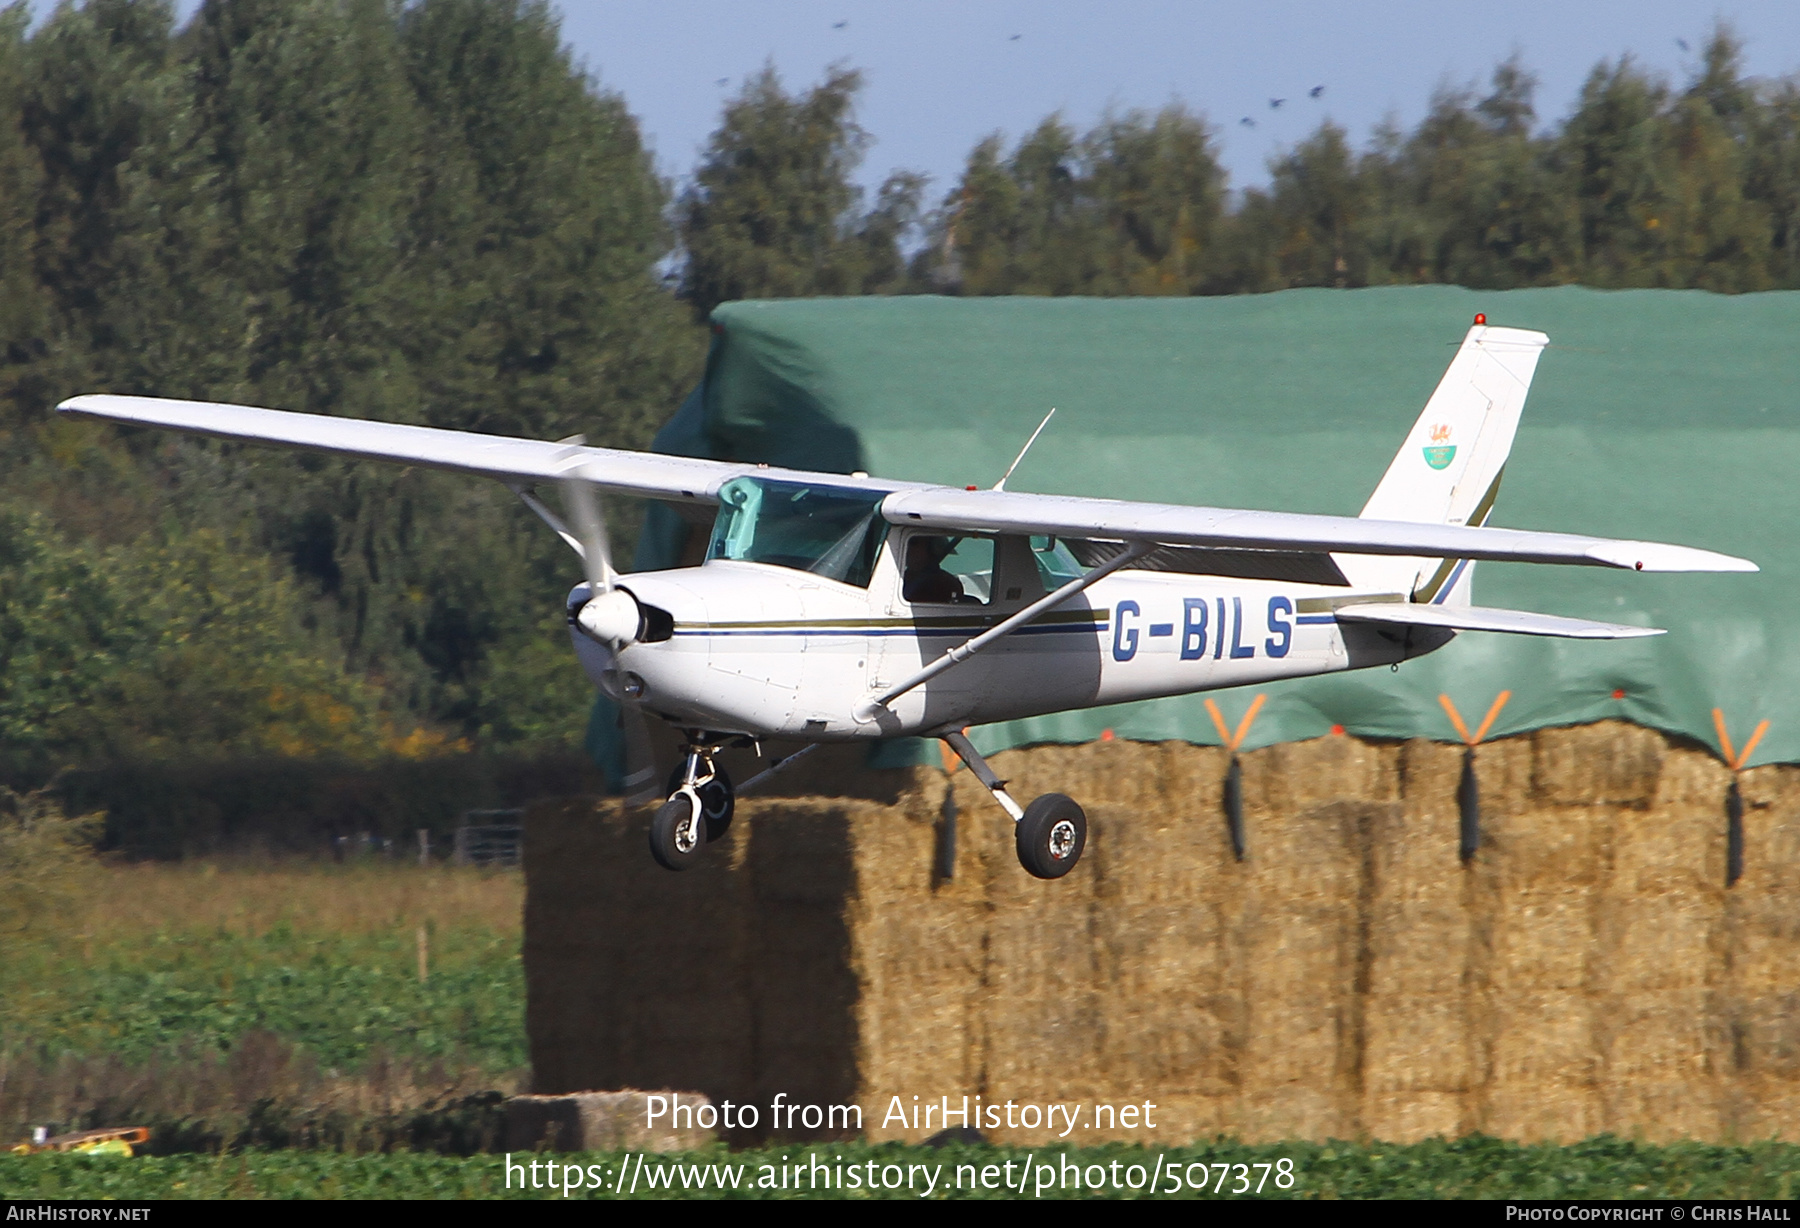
[666,765,734,842]
[649,795,704,871]
[1015,793,1087,879]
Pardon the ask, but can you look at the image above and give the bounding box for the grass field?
[1,859,527,1149]
[4,860,525,1068]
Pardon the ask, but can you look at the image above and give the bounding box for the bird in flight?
[1269,98,1286,110]
[833,20,847,29]
[1309,85,1325,98]
[1240,116,1256,127]
[1009,33,1021,41]
[1676,37,1689,51]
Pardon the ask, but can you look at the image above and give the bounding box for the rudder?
[1344,322,1549,601]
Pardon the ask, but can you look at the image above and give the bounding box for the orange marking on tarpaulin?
[1440,691,1510,747]
[1472,691,1511,745]
[1740,720,1771,769]
[1439,694,1472,745]
[1713,709,1771,771]
[1204,693,1266,753]
[1713,708,1736,769]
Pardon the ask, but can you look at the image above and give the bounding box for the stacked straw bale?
[524,721,1800,1146]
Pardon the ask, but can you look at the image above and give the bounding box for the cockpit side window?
[1029,535,1084,589]
[903,534,994,606]
[704,476,890,588]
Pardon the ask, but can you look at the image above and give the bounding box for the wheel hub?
[1048,818,1078,860]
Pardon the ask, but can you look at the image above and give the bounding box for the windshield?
[705,476,890,588]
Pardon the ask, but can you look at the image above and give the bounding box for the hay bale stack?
[848,787,988,1119]
[1724,764,1800,1138]
[1594,741,1726,1141]
[504,1091,715,1152]
[523,797,865,1141]
[523,798,755,1104]
[1533,722,1665,806]
[524,722,1800,1146]
[1360,738,1482,1142]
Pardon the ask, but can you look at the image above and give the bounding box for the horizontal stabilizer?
[1332,602,1663,639]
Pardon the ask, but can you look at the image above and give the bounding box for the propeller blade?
[559,444,655,804]
[558,456,616,595]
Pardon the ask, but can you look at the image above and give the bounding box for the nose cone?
[575,588,641,646]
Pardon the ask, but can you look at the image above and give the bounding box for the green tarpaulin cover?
[609,286,1796,770]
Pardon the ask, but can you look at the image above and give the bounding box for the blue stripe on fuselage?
[673,623,1105,638]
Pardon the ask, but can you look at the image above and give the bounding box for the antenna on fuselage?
[992,407,1056,492]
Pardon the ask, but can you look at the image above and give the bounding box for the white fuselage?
[571,527,1442,741]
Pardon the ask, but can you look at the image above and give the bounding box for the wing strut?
[854,541,1154,723]
[509,483,588,561]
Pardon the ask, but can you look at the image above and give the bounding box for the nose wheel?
[649,793,705,870]
[648,739,736,871]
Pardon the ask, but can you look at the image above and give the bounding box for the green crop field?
[2,860,526,1065]
[5,1137,1800,1200]
[1,859,528,1152]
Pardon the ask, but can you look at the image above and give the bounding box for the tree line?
[679,29,1800,310]
[0,4,1793,780]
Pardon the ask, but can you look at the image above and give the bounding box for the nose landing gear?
[648,736,735,871]
[644,738,823,872]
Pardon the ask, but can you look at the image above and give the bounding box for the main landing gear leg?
[940,729,1088,880]
[648,733,736,871]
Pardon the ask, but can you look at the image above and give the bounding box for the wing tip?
[1591,542,1759,574]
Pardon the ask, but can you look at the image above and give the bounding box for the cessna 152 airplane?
[59,317,1755,880]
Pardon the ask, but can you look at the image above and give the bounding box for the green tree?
[1656,28,1771,291]
[925,105,1223,295]
[0,6,52,421]
[1558,55,1674,285]
[1085,106,1224,293]
[0,507,390,771]
[679,64,922,315]
[0,1,698,761]
[2,0,175,423]
[1235,121,1372,289]
[1746,76,1800,287]
[1362,61,1576,288]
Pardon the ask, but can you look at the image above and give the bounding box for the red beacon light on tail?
[1474,313,1487,325]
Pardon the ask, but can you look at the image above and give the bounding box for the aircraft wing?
[1332,602,1663,639]
[60,393,1757,574]
[879,488,1756,573]
[56,394,751,504]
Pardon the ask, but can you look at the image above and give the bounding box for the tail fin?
[1343,322,1549,602]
